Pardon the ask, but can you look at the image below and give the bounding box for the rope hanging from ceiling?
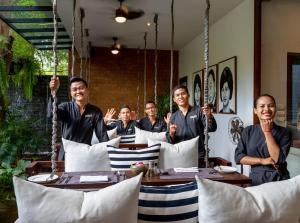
[204,0,210,168]
[71,0,76,77]
[79,8,85,78]
[169,0,174,113]
[136,48,141,118]
[143,32,147,107]
[84,29,89,81]
[154,14,158,104]
[86,41,92,87]
[50,0,59,174]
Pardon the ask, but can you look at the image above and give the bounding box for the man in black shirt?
[167,85,217,159]
[138,101,168,132]
[48,77,108,157]
[106,104,137,135]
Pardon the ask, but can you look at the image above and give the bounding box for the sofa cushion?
[195,175,300,223]
[63,137,120,172]
[138,182,198,223]
[91,128,118,144]
[148,137,199,169]
[107,144,160,171]
[120,134,136,144]
[135,127,167,144]
[13,174,142,223]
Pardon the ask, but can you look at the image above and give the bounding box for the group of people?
[48,76,291,186]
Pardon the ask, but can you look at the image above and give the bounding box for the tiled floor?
[287,147,300,177]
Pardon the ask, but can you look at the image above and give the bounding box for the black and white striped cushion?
[119,134,136,144]
[138,182,198,223]
[107,144,160,171]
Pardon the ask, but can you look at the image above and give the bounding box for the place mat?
[159,168,224,180]
[56,171,118,185]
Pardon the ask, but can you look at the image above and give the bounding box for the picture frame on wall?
[207,64,218,113]
[179,76,188,87]
[192,70,203,107]
[218,56,237,114]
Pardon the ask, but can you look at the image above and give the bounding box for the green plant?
[0,106,48,164]
[0,35,9,95]
[156,91,177,119]
[0,160,29,202]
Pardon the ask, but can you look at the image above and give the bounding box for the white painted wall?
[179,0,254,167]
[261,0,300,117]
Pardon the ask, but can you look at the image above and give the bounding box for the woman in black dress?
[235,94,292,186]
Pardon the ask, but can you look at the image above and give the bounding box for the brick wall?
[71,47,178,119]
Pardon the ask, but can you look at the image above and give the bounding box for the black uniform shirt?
[48,100,109,145]
[235,123,291,185]
[166,105,217,157]
[138,117,167,132]
[107,120,137,135]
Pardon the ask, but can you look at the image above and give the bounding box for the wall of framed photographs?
[191,56,237,114]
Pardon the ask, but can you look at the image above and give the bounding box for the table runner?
[159,168,223,180]
[57,171,118,185]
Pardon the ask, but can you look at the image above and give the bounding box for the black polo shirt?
[107,120,137,135]
[138,117,167,132]
[47,99,109,145]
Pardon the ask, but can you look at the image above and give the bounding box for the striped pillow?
[120,134,136,144]
[107,144,160,171]
[138,182,198,223]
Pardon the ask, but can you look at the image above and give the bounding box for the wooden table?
[26,160,251,190]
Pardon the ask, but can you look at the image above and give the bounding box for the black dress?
[235,123,291,186]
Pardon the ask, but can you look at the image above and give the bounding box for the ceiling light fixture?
[115,0,127,23]
[111,37,120,55]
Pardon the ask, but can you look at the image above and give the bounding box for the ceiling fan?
[115,0,144,23]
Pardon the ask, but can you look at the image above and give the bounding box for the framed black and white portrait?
[179,76,188,87]
[192,70,203,107]
[207,65,218,113]
[218,56,237,114]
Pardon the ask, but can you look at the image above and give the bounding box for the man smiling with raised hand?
[167,85,217,163]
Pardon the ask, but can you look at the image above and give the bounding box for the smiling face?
[254,96,276,121]
[173,88,189,107]
[145,102,156,117]
[221,82,231,108]
[70,81,88,103]
[119,107,131,123]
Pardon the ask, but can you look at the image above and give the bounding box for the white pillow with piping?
[63,137,120,172]
[148,137,199,169]
[134,127,167,144]
[91,127,118,144]
[14,174,142,223]
[195,175,300,223]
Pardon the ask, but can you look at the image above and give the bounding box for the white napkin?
[79,175,108,182]
[174,167,199,173]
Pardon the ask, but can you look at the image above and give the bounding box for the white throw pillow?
[91,128,118,144]
[148,137,199,169]
[195,175,300,223]
[135,127,167,144]
[14,174,142,223]
[63,137,121,172]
